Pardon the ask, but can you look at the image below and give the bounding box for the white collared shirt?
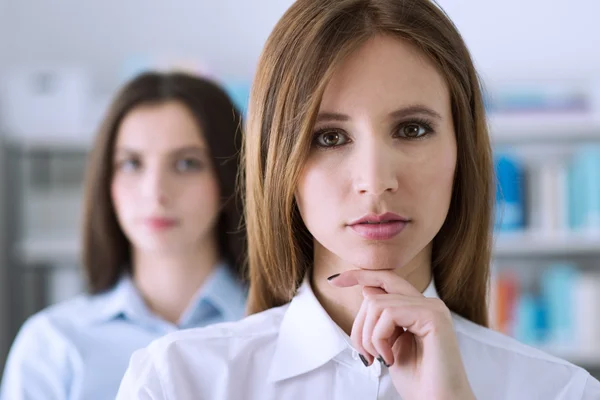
[117,278,600,400]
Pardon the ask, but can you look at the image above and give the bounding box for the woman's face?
[111,100,221,255]
[296,34,456,278]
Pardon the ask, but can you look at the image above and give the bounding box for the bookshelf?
[489,111,600,374]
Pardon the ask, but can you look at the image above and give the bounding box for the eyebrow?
[315,104,443,123]
[171,146,208,156]
[114,145,209,156]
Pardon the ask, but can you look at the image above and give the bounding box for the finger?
[388,326,405,349]
[351,296,373,366]
[372,298,445,340]
[392,329,416,366]
[384,327,406,367]
[371,309,397,366]
[328,269,423,296]
[361,287,386,360]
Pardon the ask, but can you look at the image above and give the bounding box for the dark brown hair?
[244,0,493,327]
[83,71,245,294]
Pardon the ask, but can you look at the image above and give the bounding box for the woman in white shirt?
[117,1,600,399]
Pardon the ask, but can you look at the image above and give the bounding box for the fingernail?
[377,356,391,368]
[358,354,369,367]
[327,273,340,281]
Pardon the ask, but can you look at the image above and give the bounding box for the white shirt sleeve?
[581,373,600,400]
[116,348,168,400]
[0,316,70,400]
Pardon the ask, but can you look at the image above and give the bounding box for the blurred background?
[0,0,599,379]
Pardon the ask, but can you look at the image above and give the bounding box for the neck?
[132,237,220,325]
[311,245,433,335]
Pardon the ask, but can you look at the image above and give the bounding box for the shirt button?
[352,350,359,360]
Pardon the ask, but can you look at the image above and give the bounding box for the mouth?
[144,217,179,230]
[349,212,409,226]
[348,212,409,240]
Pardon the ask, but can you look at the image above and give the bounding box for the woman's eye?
[176,158,203,172]
[396,122,433,139]
[314,130,349,148]
[117,159,141,172]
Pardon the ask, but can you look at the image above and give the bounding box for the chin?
[341,250,407,271]
[135,237,185,254]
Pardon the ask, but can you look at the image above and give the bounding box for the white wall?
[0,0,8,68]
[1,0,294,90]
[1,0,598,90]
[440,0,600,83]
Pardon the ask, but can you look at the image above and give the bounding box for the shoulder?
[118,305,288,398]
[150,303,287,358]
[15,294,94,343]
[7,290,114,360]
[452,313,595,397]
[0,294,100,394]
[452,313,575,367]
[128,304,288,385]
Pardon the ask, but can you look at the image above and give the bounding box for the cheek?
[110,176,130,216]
[421,149,455,184]
[205,177,221,210]
[408,140,456,214]
[296,159,343,229]
[187,173,221,214]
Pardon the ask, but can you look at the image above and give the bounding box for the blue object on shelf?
[569,145,600,231]
[540,263,579,347]
[494,152,525,231]
[513,292,541,346]
[534,294,549,343]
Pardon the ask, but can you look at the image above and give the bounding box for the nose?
[140,165,170,207]
[352,136,399,196]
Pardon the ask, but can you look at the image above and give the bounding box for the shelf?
[16,231,600,264]
[494,231,600,257]
[489,113,600,144]
[543,348,600,368]
[563,352,600,367]
[5,135,93,152]
[15,237,80,266]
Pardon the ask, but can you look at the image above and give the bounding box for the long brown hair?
[244,0,493,327]
[83,71,245,294]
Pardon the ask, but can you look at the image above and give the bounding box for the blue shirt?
[0,263,247,400]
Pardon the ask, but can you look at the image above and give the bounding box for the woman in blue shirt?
[0,71,247,400]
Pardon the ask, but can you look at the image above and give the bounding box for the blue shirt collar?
[179,262,247,325]
[85,262,247,329]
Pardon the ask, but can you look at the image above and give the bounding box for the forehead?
[319,34,450,117]
[115,101,206,151]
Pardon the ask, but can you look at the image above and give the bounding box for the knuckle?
[428,298,451,320]
[362,336,372,352]
[380,307,392,322]
[365,296,383,314]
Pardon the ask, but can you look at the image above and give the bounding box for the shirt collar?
[178,262,247,326]
[267,275,439,383]
[84,262,247,327]
[82,274,141,324]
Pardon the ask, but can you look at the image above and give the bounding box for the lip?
[144,217,178,230]
[348,212,409,240]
